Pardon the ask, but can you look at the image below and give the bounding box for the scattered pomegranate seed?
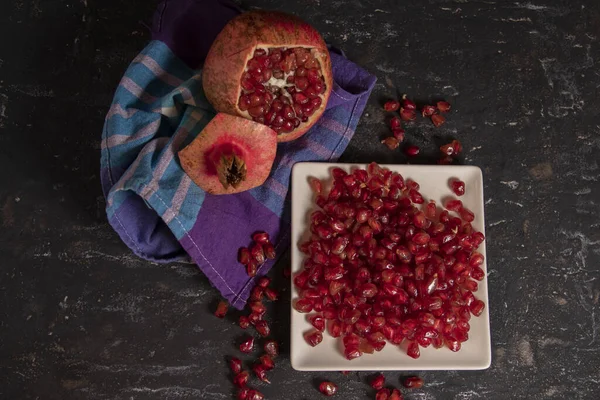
[441,140,463,157]
[437,101,451,112]
[309,177,323,194]
[259,354,274,370]
[404,145,420,156]
[400,108,417,121]
[230,357,243,374]
[438,156,453,165]
[239,336,255,353]
[252,232,270,244]
[370,374,385,390]
[384,100,400,112]
[390,116,402,129]
[421,105,436,116]
[401,95,416,110]
[264,287,279,301]
[445,199,463,212]
[319,381,338,396]
[238,247,251,265]
[239,316,250,329]
[264,340,279,357]
[459,207,475,222]
[403,376,424,389]
[237,388,250,400]
[252,363,271,383]
[246,389,264,400]
[305,330,323,347]
[431,114,445,127]
[389,389,403,400]
[382,137,400,150]
[250,243,265,263]
[233,370,249,388]
[255,320,270,337]
[246,260,258,277]
[392,128,405,141]
[263,243,276,259]
[376,388,391,400]
[450,179,465,196]
[214,300,228,318]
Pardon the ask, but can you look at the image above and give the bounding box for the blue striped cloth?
[101,40,376,308]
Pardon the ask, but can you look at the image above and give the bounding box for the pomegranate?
[179,113,277,195]
[203,11,333,142]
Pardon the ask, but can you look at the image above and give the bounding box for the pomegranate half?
[203,10,333,142]
[178,113,277,195]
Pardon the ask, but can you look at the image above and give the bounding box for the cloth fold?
[101,0,376,309]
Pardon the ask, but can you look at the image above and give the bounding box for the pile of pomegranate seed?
[294,163,486,360]
[239,48,326,134]
[238,232,276,277]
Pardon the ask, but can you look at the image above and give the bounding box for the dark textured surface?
[1,0,599,399]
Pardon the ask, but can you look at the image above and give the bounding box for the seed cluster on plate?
[239,47,326,134]
[239,232,277,277]
[294,163,486,360]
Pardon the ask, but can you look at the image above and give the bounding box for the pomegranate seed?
[250,243,265,263]
[438,155,453,165]
[403,376,424,389]
[294,298,314,313]
[263,243,276,259]
[384,100,400,112]
[264,340,279,357]
[239,336,255,353]
[445,199,463,212]
[246,389,264,400]
[230,357,243,374]
[422,105,436,116]
[252,363,271,383]
[264,287,279,301]
[252,232,269,244]
[437,101,451,112]
[400,108,417,121]
[376,388,391,400]
[318,381,338,396]
[237,388,250,400]
[401,95,416,110]
[450,179,465,196]
[238,247,250,265]
[233,370,249,387]
[407,341,420,359]
[239,316,250,329]
[305,330,323,347]
[257,277,271,288]
[309,315,326,332]
[404,145,420,156]
[389,389,403,400]
[382,137,400,150]
[390,116,402,129]
[445,337,461,352]
[431,113,445,127]
[214,300,228,318]
[459,207,475,222]
[246,260,258,277]
[343,345,362,360]
[392,128,405,141]
[259,354,274,370]
[309,177,323,194]
[470,299,485,316]
[370,374,385,390]
[255,320,270,337]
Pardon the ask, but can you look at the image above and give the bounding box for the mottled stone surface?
[1,0,599,399]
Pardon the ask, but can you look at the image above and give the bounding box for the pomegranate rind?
[178,113,277,195]
[203,10,333,143]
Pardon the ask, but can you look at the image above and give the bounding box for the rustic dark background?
[1,0,599,399]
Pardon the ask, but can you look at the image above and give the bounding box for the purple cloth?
[101,0,376,309]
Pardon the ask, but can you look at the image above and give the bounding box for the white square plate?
[290,163,491,371]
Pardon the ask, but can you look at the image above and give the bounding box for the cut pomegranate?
[450,179,465,196]
[240,336,255,353]
[203,11,333,142]
[318,381,338,396]
[370,374,385,390]
[384,100,400,112]
[264,340,279,357]
[178,113,277,195]
[215,300,228,318]
[431,114,445,127]
[230,357,243,374]
[403,376,424,389]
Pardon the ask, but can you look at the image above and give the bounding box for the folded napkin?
[100,0,376,309]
